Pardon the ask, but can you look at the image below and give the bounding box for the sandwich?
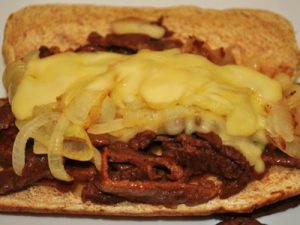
[0,4,300,217]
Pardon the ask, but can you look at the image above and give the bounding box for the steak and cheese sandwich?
[0,4,300,216]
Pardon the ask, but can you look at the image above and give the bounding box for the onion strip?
[285,136,300,159]
[91,147,102,171]
[63,125,94,161]
[12,112,60,176]
[48,114,73,181]
[64,90,105,128]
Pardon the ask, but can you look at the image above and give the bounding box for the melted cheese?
[7,49,283,172]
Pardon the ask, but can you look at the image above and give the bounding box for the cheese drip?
[4,49,283,172]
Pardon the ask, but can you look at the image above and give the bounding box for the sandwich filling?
[1,18,300,207]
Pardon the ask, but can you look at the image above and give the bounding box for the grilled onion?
[100,96,116,122]
[63,125,94,161]
[285,136,300,159]
[48,114,73,181]
[64,90,106,128]
[91,148,102,171]
[266,101,294,143]
[12,112,60,176]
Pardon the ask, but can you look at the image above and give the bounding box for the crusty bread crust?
[0,167,299,216]
[1,4,300,216]
[2,4,300,77]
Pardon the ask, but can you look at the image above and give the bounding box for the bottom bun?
[0,166,299,216]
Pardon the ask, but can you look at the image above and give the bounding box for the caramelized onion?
[285,136,300,158]
[12,112,60,176]
[266,101,294,143]
[92,148,102,171]
[64,90,105,128]
[63,125,94,161]
[100,96,116,122]
[48,114,73,181]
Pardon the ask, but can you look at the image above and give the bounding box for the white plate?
[0,0,299,224]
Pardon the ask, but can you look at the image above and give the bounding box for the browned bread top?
[2,4,300,78]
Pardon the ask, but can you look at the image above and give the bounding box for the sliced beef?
[183,37,235,65]
[220,165,254,199]
[66,162,98,182]
[158,133,254,198]
[99,178,217,206]
[128,130,156,150]
[88,133,111,148]
[0,101,18,167]
[0,152,51,194]
[262,144,300,169]
[81,182,125,204]
[74,32,182,55]
[105,33,182,52]
[196,132,223,150]
[94,149,218,206]
[108,148,185,181]
[160,134,251,179]
[0,126,18,168]
[0,153,99,195]
[0,101,15,129]
[106,46,137,55]
[39,46,60,58]
[75,32,106,52]
[82,132,256,206]
[218,145,255,198]
[108,141,132,152]
[109,163,148,181]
